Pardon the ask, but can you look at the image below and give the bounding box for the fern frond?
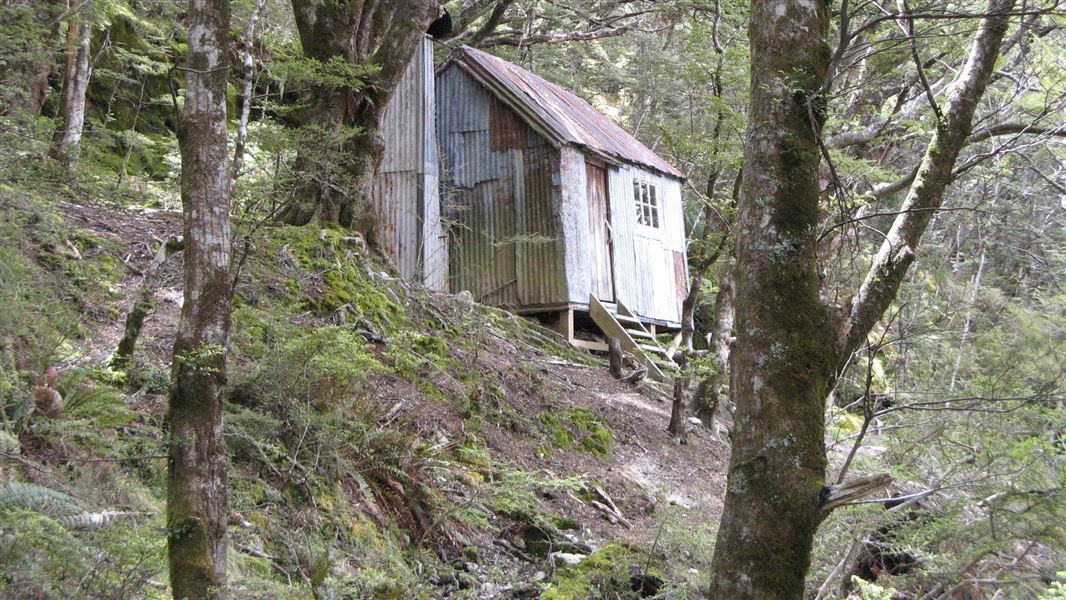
[62,510,141,530]
[54,370,133,426]
[0,482,138,529]
[0,481,83,517]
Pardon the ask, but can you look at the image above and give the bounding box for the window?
[633,179,659,228]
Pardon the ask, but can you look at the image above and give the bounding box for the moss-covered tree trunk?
[167,0,233,597]
[708,0,1017,596]
[281,0,439,231]
[706,0,834,596]
[112,236,183,371]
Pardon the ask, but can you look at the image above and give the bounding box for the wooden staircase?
[588,295,678,383]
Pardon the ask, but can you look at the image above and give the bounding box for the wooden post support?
[555,308,574,344]
[608,337,623,378]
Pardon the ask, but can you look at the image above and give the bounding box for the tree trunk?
[281,0,439,230]
[49,9,92,165]
[708,0,1017,596]
[230,0,268,189]
[0,1,63,117]
[949,246,986,391]
[692,258,733,424]
[707,0,833,596]
[167,0,233,597]
[112,236,183,371]
[668,353,689,444]
[842,0,1016,360]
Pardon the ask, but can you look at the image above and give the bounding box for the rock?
[686,416,703,427]
[548,552,586,567]
[521,523,592,557]
[532,571,546,582]
[665,494,694,509]
[156,287,184,307]
[629,572,664,596]
[455,290,475,304]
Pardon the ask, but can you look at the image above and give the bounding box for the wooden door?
[585,162,615,302]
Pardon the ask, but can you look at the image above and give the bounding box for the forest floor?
[12,190,732,598]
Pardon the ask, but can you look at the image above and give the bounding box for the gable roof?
[441,45,684,179]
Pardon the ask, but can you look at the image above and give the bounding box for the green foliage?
[538,407,614,460]
[851,577,899,600]
[59,369,135,427]
[272,55,377,94]
[0,481,165,599]
[480,468,584,525]
[539,543,664,600]
[1043,574,1066,600]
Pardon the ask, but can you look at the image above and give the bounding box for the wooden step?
[615,299,638,319]
[627,329,655,339]
[639,344,670,355]
[614,314,641,325]
[589,294,669,384]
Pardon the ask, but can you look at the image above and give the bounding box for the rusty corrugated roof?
[445,45,684,180]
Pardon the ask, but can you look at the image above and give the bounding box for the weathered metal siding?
[447,46,685,179]
[558,147,590,304]
[437,64,566,306]
[606,163,686,325]
[373,36,446,290]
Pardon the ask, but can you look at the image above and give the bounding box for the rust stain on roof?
[445,45,684,179]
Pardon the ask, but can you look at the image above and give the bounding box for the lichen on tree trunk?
[708,0,1018,596]
[707,0,834,597]
[167,0,234,597]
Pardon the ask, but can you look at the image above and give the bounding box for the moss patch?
[538,407,614,460]
[540,543,664,600]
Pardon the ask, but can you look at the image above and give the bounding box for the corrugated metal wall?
[606,163,686,325]
[558,147,590,304]
[373,36,447,290]
[437,64,567,307]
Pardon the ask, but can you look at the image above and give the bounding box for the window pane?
[649,184,657,208]
[633,180,642,224]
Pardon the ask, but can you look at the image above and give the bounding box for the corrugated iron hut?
[436,45,688,341]
[373,36,448,291]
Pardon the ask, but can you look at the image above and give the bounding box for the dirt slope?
[11,195,730,597]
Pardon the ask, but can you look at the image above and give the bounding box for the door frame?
[585,158,616,302]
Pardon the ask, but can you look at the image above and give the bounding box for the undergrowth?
[0,149,636,598]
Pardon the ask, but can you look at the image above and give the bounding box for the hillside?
[4,0,1065,597]
[0,160,728,599]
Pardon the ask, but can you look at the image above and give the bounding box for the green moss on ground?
[0,150,650,599]
[538,407,614,460]
[540,543,665,600]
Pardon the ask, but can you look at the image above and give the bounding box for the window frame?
[633,178,661,230]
